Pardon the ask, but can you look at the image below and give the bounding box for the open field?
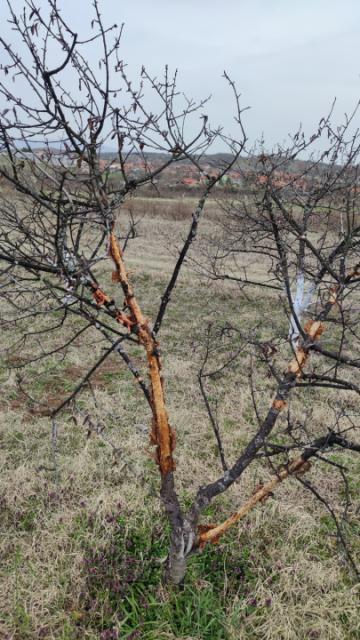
[0,198,359,640]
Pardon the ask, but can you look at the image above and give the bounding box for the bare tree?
[0,0,359,586]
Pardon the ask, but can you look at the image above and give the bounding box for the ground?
[0,197,359,639]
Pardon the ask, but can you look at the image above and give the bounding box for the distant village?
[10,147,321,193]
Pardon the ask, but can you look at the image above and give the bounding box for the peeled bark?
[197,457,311,547]
[108,231,185,581]
[108,231,176,474]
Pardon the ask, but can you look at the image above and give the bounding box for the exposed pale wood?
[109,231,175,475]
[198,457,310,547]
[288,319,325,377]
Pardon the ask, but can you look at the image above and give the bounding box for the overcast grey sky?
[3,0,360,149]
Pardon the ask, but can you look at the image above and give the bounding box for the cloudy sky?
[3,0,360,150]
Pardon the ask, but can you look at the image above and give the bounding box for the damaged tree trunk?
[108,230,189,582]
[105,225,357,581]
[64,214,359,584]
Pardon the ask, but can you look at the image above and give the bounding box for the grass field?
[0,198,359,639]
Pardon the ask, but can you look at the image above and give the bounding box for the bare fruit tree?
[0,0,359,585]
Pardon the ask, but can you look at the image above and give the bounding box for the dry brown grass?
[0,202,359,639]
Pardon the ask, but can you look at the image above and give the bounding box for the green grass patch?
[72,511,256,640]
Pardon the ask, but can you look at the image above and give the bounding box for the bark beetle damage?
[108,231,176,475]
[288,319,325,377]
[197,457,310,548]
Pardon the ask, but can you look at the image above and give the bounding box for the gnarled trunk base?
[166,543,187,585]
[164,523,197,585]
